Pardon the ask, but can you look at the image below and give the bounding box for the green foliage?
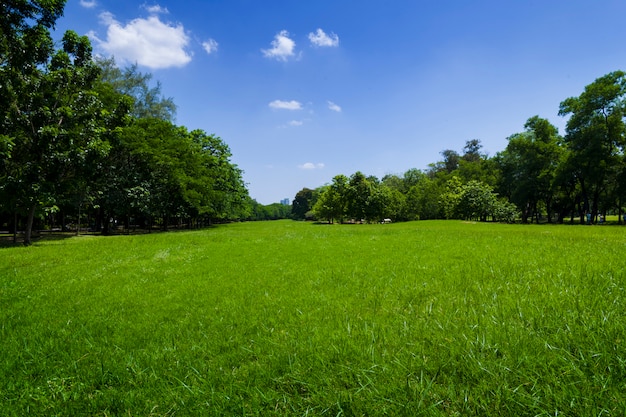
[291,187,317,220]
[496,117,562,223]
[558,71,626,220]
[1,23,108,244]
[313,175,351,223]
[2,221,626,415]
[0,3,248,237]
[95,57,177,121]
[246,200,291,220]
[299,70,626,226]
[457,180,498,221]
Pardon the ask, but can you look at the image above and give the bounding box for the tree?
[96,57,176,121]
[462,139,483,163]
[558,71,626,223]
[0,0,66,242]
[312,175,348,223]
[292,188,316,220]
[497,116,562,223]
[405,175,441,220]
[457,180,497,221]
[428,149,459,175]
[346,171,370,221]
[365,181,392,222]
[439,176,463,219]
[1,28,108,244]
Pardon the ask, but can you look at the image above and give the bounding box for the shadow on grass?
[0,231,82,248]
[0,224,222,247]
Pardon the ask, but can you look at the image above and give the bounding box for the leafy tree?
[382,174,409,219]
[311,185,334,223]
[0,0,66,242]
[346,171,371,221]
[381,173,405,193]
[1,28,107,244]
[457,180,497,221]
[429,149,461,175]
[246,200,290,220]
[365,181,392,222]
[492,199,519,223]
[405,175,441,220]
[96,57,176,121]
[462,139,483,162]
[439,176,463,219]
[558,71,626,223]
[441,149,461,173]
[385,187,406,221]
[292,188,316,220]
[457,139,492,183]
[312,175,348,223]
[497,116,562,223]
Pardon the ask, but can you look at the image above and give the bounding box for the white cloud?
[269,100,302,110]
[298,162,325,170]
[80,0,97,8]
[202,38,218,54]
[262,30,296,61]
[97,11,115,25]
[90,12,192,69]
[143,4,169,15]
[328,101,342,112]
[308,28,339,47]
[288,120,303,127]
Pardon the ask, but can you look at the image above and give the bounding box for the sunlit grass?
[1,220,625,415]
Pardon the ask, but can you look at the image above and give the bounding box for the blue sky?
[54,0,626,204]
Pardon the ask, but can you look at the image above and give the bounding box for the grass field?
[1,220,625,416]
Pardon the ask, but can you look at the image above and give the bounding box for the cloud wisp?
[327,101,342,112]
[89,10,192,69]
[308,28,339,47]
[262,30,297,61]
[143,4,169,14]
[202,38,218,55]
[298,162,325,170]
[80,0,97,8]
[269,100,302,110]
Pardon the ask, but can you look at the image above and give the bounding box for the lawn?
[1,220,625,416]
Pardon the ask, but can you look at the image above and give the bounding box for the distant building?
[280,198,290,206]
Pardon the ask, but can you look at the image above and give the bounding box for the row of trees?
[0,1,249,244]
[292,164,517,224]
[292,72,626,225]
[4,3,626,242]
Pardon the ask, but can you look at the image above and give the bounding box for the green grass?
[1,220,626,416]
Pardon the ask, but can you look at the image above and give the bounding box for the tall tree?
[558,71,626,223]
[2,28,107,244]
[292,188,316,220]
[497,116,562,223]
[346,171,370,222]
[96,57,177,121]
[312,174,348,223]
[0,0,67,242]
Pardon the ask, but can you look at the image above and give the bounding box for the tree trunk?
[76,204,81,236]
[24,203,36,246]
[13,211,18,244]
[102,210,111,235]
[545,197,553,224]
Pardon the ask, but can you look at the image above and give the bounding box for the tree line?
[4,2,626,244]
[0,1,249,244]
[292,72,626,225]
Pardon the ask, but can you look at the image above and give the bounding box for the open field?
[1,220,625,416]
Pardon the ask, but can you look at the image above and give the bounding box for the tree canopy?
[4,2,626,239]
[0,1,249,243]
